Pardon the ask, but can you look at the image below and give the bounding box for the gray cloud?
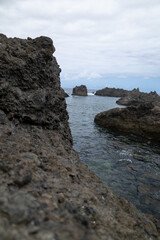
[0,0,160,90]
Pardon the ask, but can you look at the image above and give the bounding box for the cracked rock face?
[0,34,160,240]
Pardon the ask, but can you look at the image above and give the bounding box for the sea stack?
[0,34,159,239]
[72,85,88,96]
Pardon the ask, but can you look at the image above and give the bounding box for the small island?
[95,87,129,97]
[72,85,88,96]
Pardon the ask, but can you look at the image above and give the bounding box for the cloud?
[0,0,160,90]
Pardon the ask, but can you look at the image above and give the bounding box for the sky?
[0,0,160,93]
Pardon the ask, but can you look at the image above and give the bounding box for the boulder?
[0,34,159,240]
[72,85,88,96]
[95,103,160,142]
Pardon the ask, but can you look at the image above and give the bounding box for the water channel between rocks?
[65,89,160,220]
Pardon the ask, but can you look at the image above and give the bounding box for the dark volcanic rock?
[0,34,160,240]
[117,89,160,106]
[0,33,72,143]
[95,87,160,107]
[95,87,129,97]
[61,88,69,98]
[95,103,160,142]
[72,85,88,96]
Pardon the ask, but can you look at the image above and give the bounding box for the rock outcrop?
[95,87,129,97]
[61,88,69,98]
[0,34,160,240]
[95,87,160,107]
[72,85,88,96]
[117,89,160,106]
[95,103,160,142]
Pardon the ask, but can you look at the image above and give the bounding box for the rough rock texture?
[0,34,160,240]
[95,87,129,97]
[0,33,71,142]
[95,103,160,142]
[72,85,88,96]
[117,89,160,106]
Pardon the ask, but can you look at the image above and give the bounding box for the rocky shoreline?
[95,85,160,142]
[0,34,160,240]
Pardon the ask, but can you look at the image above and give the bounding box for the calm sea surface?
[65,88,160,219]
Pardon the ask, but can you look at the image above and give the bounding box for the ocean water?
[65,88,160,219]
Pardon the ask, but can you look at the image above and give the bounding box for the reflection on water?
[66,91,160,219]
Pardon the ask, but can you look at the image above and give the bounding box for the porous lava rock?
[95,103,160,142]
[72,85,88,96]
[0,34,160,240]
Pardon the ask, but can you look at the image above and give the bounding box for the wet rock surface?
[95,103,160,142]
[0,34,160,240]
[72,85,88,96]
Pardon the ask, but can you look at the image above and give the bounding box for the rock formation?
[0,34,160,240]
[61,88,69,98]
[95,87,129,97]
[72,85,88,96]
[117,89,160,106]
[95,103,160,142]
[95,87,160,107]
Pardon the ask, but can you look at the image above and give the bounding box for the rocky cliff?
[0,34,160,240]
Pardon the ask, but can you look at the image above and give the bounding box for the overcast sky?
[0,0,160,92]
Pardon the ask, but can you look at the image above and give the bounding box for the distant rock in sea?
[95,102,160,142]
[117,89,160,106]
[95,87,160,107]
[72,85,88,96]
[95,87,129,97]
